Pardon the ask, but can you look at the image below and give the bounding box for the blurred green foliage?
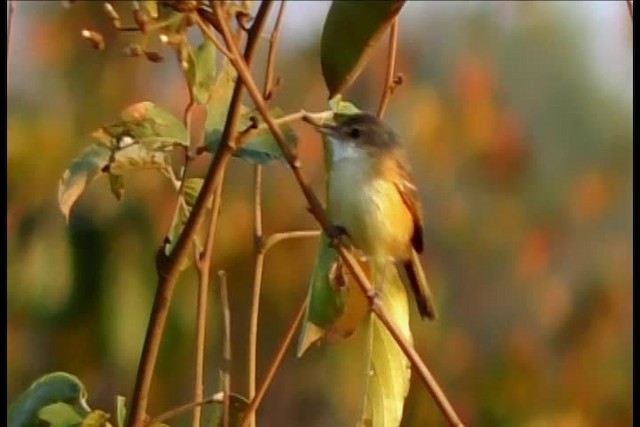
[8,1,631,426]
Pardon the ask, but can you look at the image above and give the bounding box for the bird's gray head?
[316,112,401,160]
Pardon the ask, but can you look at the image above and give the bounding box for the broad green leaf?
[186,39,217,105]
[115,396,126,427]
[38,403,84,427]
[8,372,90,427]
[204,60,298,164]
[106,101,188,152]
[58,102,188,221]
[210,392,250,427]
[359,262,412,427]
[297,234,344,355]
[164,178,210,270]
[321,1,406,98]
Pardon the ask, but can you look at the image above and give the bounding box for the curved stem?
[192,172,227,427]
[240,297,309,427]
[377,18,399,118]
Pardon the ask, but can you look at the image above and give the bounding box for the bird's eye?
[348,127,361,139]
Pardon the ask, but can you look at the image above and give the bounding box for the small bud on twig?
[123,43,144,57]
[103,2,122,29]
[81,29,105,50]
[133,8,149,33]
[144,50,164,63]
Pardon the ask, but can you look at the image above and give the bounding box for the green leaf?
[359,262,412,427]
[321,0,406,98]
[164,178,210,270]
[107,101,188,153]
[8,372,90,427]
[38,403,84,427]
[187,39,217,105]
[204,60,298,164]
[115,396,126,427]
[58,102,188,221]
[297,234,344,355]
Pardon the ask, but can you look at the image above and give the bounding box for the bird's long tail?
[400,249,437,321]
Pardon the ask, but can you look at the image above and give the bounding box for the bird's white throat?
[329,137,365,162]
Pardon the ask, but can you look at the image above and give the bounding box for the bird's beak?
[317,122,340,138]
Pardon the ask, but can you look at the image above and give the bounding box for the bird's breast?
[328,159,413,259]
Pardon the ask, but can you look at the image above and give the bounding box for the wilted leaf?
[38,402,84,427]
[204,60,298,164]
[321,1,405,98]
[58,102,188,221]
[58,144,112,222]
[359,262,412,427]
[8,372,90,427]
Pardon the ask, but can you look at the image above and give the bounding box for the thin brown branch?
[377,18,399,118]
[147,396,217,426]
[214,9,465,427]
[263,0,287,100]
[264,230,321,252]
[248,165,264,427]
[218,270,232,427]
[192,173,226,427]
[627,0,633,21]
[126,3,274,426]
[239,297,309,427]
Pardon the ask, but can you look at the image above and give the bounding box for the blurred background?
[7,1,632,426]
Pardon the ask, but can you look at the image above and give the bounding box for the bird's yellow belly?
[328,161,413,260]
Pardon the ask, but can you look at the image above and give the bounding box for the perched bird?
[311,112,437,320]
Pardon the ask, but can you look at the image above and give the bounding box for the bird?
[311,112,437,320]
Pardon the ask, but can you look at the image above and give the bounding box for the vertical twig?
[248,165,264,427]
[218,271,232,427]
[247,5,286,426]
[192,174,227,427]
[127,4,274,426]
[377,18,399,118]
[239,297,309,427]
[263,0,287,100]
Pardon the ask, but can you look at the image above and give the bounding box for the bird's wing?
[393,157,425,253]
